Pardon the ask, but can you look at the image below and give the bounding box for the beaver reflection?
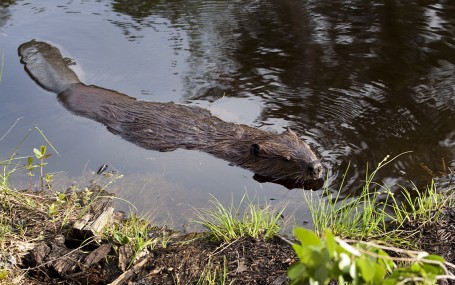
[19,40,323,189]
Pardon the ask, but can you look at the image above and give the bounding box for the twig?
[210,238,240,257]
[108,257,149,285]
[0,117,23,142]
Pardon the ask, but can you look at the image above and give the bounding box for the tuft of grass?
[196,256,234,285]
[391,179,452,227]
[304,152,454,246]
[194,194,285,242]
[304,155,395,241]
[106,212,159,268]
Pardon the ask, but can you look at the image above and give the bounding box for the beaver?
[18,40,322,184]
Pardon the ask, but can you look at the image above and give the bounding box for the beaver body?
[19,40,322,183]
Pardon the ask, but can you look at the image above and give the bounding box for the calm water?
[1,0,454,230]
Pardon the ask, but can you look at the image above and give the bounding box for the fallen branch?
[108,257,149,285]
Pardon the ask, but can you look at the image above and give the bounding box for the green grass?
[106,212,159,268]
[194,194,285,242]
[304,153,454,246]
[391,179,453,227]
[197,256,234,285]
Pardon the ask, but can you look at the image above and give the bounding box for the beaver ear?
[250,143,261,158]
[285,127,299,138]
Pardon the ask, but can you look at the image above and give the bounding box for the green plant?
[194,194,285,242]
[304,153,452,246]
[197,256,234,285]
[33,145,50,190]
[1,127,59,191]
[304,157,392,241]
[109,213,157,268]
[391,180,449,227]
[288,227,453,285]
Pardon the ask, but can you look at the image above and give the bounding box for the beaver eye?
[250,144,260,157]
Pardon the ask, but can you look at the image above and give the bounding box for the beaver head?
[237,128,322,182]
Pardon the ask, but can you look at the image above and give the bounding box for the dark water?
[1,0,454,230]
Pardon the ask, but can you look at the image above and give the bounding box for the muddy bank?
[2,183,454,285]
[13,185,296,285]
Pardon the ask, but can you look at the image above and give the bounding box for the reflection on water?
[1,0,454,229]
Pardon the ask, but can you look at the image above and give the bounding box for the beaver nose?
[307,161,322,178]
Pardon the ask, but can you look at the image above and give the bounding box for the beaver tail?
[18,40,81,94]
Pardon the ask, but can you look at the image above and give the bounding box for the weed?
[194,194,285,242]
[197,256,234,285]
[304,152,454,246]
[106,212,158,268]
[391,180,449,227]
[288,227,454,285]
[304,156,393,241]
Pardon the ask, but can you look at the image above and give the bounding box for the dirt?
[22,232,296,285]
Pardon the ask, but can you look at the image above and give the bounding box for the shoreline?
[1,177,454,284]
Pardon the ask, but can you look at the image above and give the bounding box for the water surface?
[1,0,454,230]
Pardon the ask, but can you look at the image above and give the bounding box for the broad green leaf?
[358,257,375,282]
[372,263,386,283]
[424,254,445,263]
[292,244,305,261]
[411,262,421,272]
[288,262,308,283]
[314,263,329,284]
[420,263,445,276]
[324,229,337,258]
[299,247,324,268]
[294,227,321,247]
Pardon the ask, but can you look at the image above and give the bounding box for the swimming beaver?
[18,40,322,183]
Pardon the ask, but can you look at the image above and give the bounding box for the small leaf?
[40,145,47,156]
[33,148,43,159]
[324,230,337,258]
[45,173,53,183]
[48,203,58,216]
[27,156,33,167]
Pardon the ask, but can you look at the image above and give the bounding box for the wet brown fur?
[19,40,322,182]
